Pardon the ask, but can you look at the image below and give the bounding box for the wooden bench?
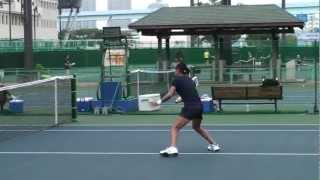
[211,85,283,112]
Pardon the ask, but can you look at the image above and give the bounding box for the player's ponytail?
[176,63,190,75]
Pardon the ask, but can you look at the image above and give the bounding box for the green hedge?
[128,48,212,64]
[0,50,102,68]
[0,46,317,68]
[128,46,318,65]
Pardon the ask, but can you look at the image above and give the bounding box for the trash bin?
[9,100,24,113]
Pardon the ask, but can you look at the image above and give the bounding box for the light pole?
[281,0,286,44]
[23,0,33,69]
[33,5,38,40]
[8,0,12,41]
[281,0,286,9]
[58,0,62,40]
[190,0,195,47]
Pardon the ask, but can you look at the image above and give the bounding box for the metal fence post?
[313,41,319,113]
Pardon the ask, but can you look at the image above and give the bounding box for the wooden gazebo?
[129,4,304,81]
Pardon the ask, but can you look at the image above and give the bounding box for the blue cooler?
[9,100,24,113]
[91,100,105,109]
[202,99,214,113]
[77,97,93,112]
[115,98,138,113]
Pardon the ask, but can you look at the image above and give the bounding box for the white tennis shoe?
[208,144,221,152]
[160,146,179,157]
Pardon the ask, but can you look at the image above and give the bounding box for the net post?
[166,72,170,91]
[54,78,58,125]
[71,74,77,121]
[137,71,140,97]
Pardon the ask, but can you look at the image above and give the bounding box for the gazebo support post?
[157,35,163,71]
[165,36,170,70]
[212,34,219,82]
[271,32,279,79]
[218,37,224,82]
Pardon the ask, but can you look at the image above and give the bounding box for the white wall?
[0,0,58,40]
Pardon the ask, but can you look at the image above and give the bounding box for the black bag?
[261,79,280,87]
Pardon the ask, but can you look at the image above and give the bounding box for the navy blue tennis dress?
[172,75,203,120]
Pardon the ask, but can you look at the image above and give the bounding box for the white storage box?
[138,94,161,111]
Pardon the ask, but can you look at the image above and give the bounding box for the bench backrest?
[212,86,283,100]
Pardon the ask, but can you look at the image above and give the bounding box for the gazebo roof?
[129,5,304,36]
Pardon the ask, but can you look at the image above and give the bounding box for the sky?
[96,0,318,11]
[95,0,318,41]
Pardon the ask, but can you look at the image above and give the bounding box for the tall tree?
[190,0,195,6]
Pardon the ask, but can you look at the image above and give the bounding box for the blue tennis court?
[0,124,318,180]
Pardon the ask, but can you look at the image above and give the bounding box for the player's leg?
[171,116,190,147]
[160,116,190,156]
[192,119,214,144]
[192,119,221,152]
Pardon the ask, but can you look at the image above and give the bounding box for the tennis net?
[0,75,77,141]
[128,69,175,97]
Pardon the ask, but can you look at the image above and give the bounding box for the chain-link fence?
[0,40,318,114]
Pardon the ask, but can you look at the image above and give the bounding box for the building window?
[19,16,22,25]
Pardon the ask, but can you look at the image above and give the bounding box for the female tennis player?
[151,63,221,156]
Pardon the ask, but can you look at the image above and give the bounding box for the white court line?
[0,124,318,127]
[0,151,318,156]
[0,129,318,132]
[62,123,319,127]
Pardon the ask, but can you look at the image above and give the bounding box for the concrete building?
[106,0,131,29]
[286,2,319,42]
[148,0,168,10]
[80,0,96,11]
[0,0,58,39]
[60,0,96,30]
[286,3,319,33]
[108,0,131,10]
